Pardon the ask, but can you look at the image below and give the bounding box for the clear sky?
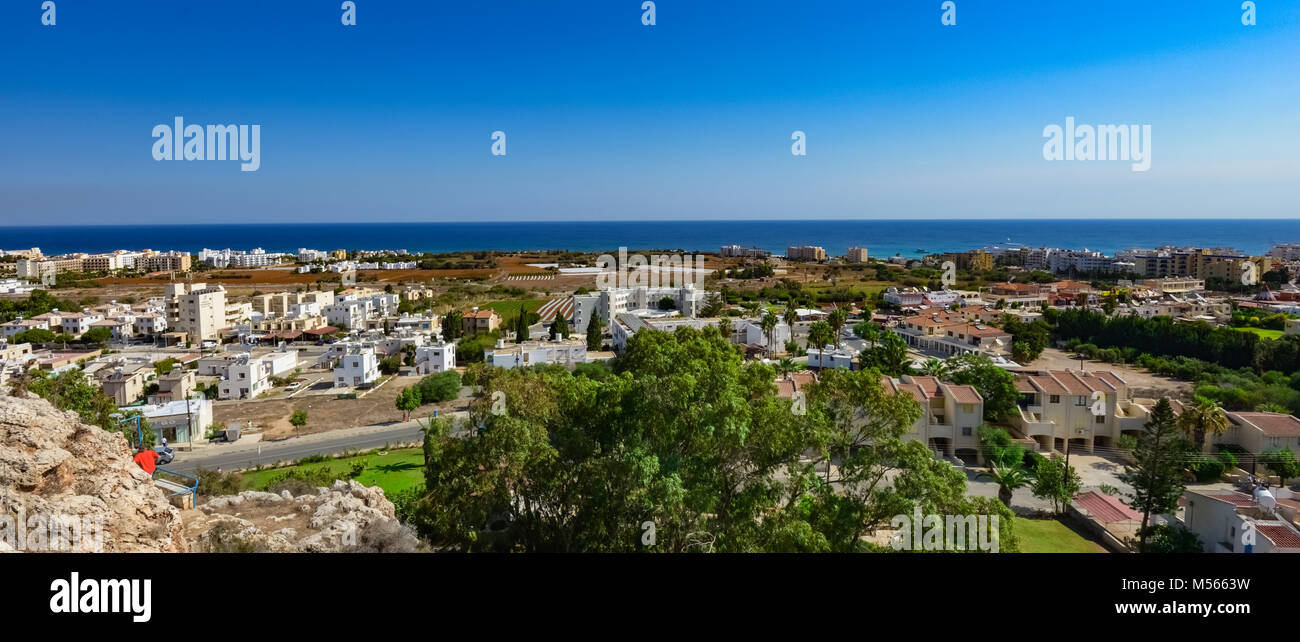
[1,0,1297,225]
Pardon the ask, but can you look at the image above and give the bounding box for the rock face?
[0,393,187,552]
[184,481,420,553]
[1,392,419,553]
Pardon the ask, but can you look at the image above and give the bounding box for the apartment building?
[484,338,588,369]
[774,372,984,462]
[1142,278,1205,295]
[251,290,333,317]
[1011,369,1156,453]
[0,341,34,365]
[333,345,379,388]
[51,312,105,338]
[1210,412,1300,458]
[98,367,148,406]
[137,251,192,273]
[413,341,456,375]
[1183,489,1300,553]
[720,245,771,258]
[845,246,869,263]
[154,367,196,403]
[940,250,994,272]
[786,245,827,262]
[596,285,707,322]
[324,300,371,330]
[882,287,926,307]
[1046,250,1121,274]
[165,282,228,342]
[609,313,716,351]
[890,311,1012,357]
[88,318,133,341]
[1,318,49,339]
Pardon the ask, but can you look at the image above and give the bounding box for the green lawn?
[1014,517,1107,553]
[484,299,546,319]
[241,448,425,497]
[1233,327,1284,340]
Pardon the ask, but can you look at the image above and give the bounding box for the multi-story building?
[137,251,192,273]
[596,285,706,321]
[461,308,501,335]
[1010,369,1157,453]
[806,346,856,370]
[940,250,994,272]
[413,341,457,374]
[154,366,196,403]
[1046,250,1118,274]
[890,310,1012,357]
[720,245,771,259]
[1,318,49,339]
[165,282,228,342]
[97,367,147,406]
[333,345,379,388]
[786,245,827,262]
[609,314,717,351]
[845,247,869,263]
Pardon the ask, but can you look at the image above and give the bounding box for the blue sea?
[3,220,1300,259]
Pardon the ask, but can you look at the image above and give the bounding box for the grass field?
[1014,517,1107,553]
[484,299,546,319]
[240,448,425,497]
[1233,327,1284,340]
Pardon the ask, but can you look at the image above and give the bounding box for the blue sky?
[1,0,1297,225]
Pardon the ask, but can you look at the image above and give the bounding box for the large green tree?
[1120,398,1191,552]
[947,353,1020,422]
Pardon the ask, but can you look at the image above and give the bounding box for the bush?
[264,466,351,495]
[1191,458,1225,483]
[417,370,462,404]
[196,467,244,497]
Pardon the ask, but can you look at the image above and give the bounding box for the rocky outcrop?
[184,480,420,553]
[0,393,187,552]
[1,393,419,553]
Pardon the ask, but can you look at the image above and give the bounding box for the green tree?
[827,306,849,348]
[979,465,1032,508]
[1260,449,1300,487]
[807,321,834,350]
[760,311,778,353]
[441,310,464,340]
[417,370,462,404]
[859,332,911,377]
[1031,456,1082,515]
[947,353,1019,422]
[585,311,604,351]
[1120,398,1190,552]
[12,328,56,345]
[396,386,421,421]
[552,314,570,340]
[917,358,950,379]
[290,410,308,431]
[1137,524,1204,553]
[513,312,530,343]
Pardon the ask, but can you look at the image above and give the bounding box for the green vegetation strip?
[241,448,425,497]
[1013,517,1106,553]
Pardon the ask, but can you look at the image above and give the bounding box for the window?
[961,427,972,436]
[1049,395,1060,404]
[1095,415,1105,424]
[1075,396,1086,406]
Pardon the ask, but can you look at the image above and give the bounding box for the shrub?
[195,467,244,497]
[1191,458,1225,483]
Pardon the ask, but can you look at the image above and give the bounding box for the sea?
[2,219,1299,259]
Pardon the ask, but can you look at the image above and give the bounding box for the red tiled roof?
[1228,412,1300,438]
[1256,524,1300,549]
[1073,491,1142,523]
[946,385,983,404]
[1206,491,1257,508]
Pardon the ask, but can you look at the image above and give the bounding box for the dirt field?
[212,374,466,440]
[1026,347,1193,400]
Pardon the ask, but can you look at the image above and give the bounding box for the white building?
[140,398,213,444]
[414,341,456,374]
[485,338,587,369]
[334,345,379,388]
[807,346,855,370]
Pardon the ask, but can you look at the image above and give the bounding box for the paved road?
[167,412,469,475]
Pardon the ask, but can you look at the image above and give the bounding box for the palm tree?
[760,311,778,354]
[782,300,798,333]
[979,465,1033,507]
[828,306,849,348]
[918,358,950,379]
[776,357,801,380]
[1177,397,1229,453]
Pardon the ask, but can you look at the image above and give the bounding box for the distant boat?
[915,248,927,253]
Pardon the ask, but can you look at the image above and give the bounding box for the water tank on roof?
[1255,487,1277,511]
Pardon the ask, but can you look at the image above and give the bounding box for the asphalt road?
[166,415,470,475]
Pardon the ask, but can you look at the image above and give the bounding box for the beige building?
[1011,369,1155,453]
[846,247,869,263]
[165,282,228,342]
[462,308,501,334]
[1211,412,1300,458]
[786,245,827,261]
[154,367,197,403]
[98,367,148,406]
